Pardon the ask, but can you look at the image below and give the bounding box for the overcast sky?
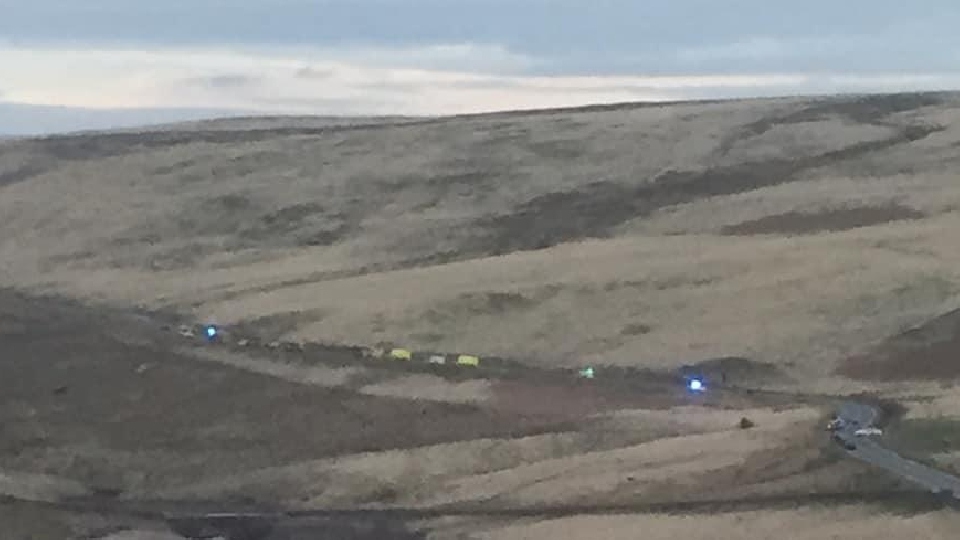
[3,0,960,133]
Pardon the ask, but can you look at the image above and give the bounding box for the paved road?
[835,401,960,498]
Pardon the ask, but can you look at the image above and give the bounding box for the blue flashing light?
[205,325,218,339]
[688,378,704,392]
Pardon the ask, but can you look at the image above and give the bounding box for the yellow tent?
[389,348,412,360]
[456,354,480,367]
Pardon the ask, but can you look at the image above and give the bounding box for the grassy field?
[4,92,960,382]
[4,91,960,538]
[461,506,960,540]
[2,288,917,539]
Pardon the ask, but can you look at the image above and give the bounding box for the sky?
[3,0,960,134]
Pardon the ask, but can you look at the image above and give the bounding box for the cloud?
[319,43,536,74]
[675,37,819,63]
[3,41,960,131]
[6,1,960,134]
[295,67,334,80]
[189,74,261,89]
[0,43,678,115]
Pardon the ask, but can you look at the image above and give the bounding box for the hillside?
[6,91,960,539]
[3,91,960,386]
[0,288,919,539]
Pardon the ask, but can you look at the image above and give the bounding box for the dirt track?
[1,284,953,540]
[1,289,608,492]
[0,288,927,539]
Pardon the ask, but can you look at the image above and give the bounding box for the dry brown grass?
[6,93,960,538]
[903,394,960,420]
[839,307,960,383]
[0,290,578,502]
[462,507,960,540]
[156,405,828,509]
[3,93,960,395]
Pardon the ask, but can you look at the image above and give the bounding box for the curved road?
[835,401,960,498]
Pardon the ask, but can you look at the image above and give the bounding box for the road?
[835,401,960,498]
